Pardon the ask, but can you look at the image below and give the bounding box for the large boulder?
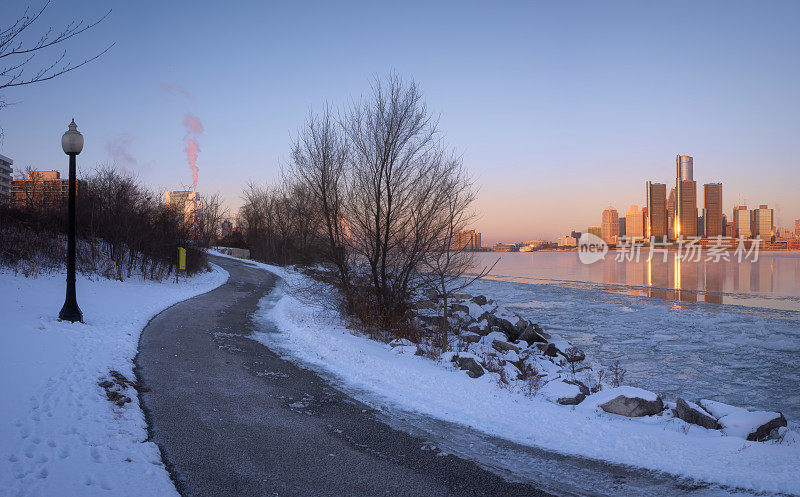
[470,295,487,306]
[460,332,483,344]
[536,343,559,357]
[583,387,664,417]
[454,355,485,378]
[467,319,491,336]
[491,339,521,354]
[699,399,787,441]
[674,398,720,430]
[518,325,548,345]
[540,380,585,405]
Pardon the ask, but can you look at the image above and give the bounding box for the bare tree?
[344,74,458,324]
[287,105,353,303]
[422,166,497,344]
[197,192,227,247]
[0,1,113,92]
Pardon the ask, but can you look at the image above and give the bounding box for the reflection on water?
[473,252,800,312]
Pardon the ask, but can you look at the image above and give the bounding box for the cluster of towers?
[595,155,775,245]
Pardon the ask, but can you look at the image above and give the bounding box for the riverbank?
[239,255,800,495]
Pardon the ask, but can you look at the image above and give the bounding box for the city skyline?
[1,1,799,244]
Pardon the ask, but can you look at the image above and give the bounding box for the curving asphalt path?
[135,256,551,497]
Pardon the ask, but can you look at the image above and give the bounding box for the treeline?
[238,75,489,339]
[0,166,224,280]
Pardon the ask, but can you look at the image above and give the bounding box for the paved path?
[135,256,550,497]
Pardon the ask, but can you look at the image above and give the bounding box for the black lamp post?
[59,119,84,323]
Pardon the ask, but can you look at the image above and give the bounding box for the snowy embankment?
[0,265,228,496]
[247,260,800,496]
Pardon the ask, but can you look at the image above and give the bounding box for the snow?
[0,264,228,496]
[250,262,800,495]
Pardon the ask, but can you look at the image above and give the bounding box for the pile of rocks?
[411,292,788,442]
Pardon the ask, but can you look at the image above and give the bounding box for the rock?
[540,380,586,405]
[699,399,788,441]
[450,303,470,314]
[533,324,550,340]
[452,293,472,300]
[470,295,487,306]
[591,387,664,417]
[536,343,558,357]
[455,356,485,378]
[518,326,547,345]
[558,347,586,363]
[564,379,590,396]
[98,380,114,389]
[460,332,482,344]
[491,339,521,354]
[468,320,491,336]
[674,398,720,430]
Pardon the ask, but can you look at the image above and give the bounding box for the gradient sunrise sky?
[1,0,798,243]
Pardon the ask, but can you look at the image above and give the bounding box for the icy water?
[468,252,800,421]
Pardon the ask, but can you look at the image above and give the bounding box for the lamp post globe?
[58,119,84,323]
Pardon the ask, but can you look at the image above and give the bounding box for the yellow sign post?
[177,247,186,282]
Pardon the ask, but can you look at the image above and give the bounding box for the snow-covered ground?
[0,265,228,497]
[249,261,800,496]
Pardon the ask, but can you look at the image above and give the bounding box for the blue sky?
[1,0,798,242]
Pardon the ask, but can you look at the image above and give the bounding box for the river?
[466,251,800,421]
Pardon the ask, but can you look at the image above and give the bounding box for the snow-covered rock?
[674,398,719,430]
[540,380,586,405]
[491,339,520,354]
[582,387,664,417]
[698,400,787,440]
[453,354,484,378]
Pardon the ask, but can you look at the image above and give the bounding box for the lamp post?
[59,119,84,323]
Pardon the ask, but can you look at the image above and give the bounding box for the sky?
[0,0,798,243]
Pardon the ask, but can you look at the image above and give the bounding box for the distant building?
[722,214,728,237]
[618,217,626,237]
[557,235,577,247]
[675,155,698,239]
[492,242,517,252]
[601,206,619,244]
[0,153,12,203]
[451,229,482,251]
[667,187,676,239]
[570,231,582,242]
[646,181,667,240]
[750,205,774,240]
[221,219,233,237]
[165,190,204,227]
[733,206,750,238]
[11,170,85,208]
[795,219,800,236]
[703,183,723,237]
[587,226,602,239]
[625,205,645,239]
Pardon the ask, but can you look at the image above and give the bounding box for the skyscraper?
[626,205,645,239]
[601,206,620,244]
[703,183,723,237]
[796,219,800,236]
[733,206,750,238]
[667,187,676,239]
[646,181,667,240]
[750,205,774,240]
[675,155,698,238]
